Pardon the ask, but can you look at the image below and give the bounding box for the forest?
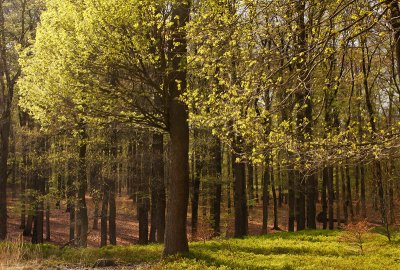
[1,0,400,269]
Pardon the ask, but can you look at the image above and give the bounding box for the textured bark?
[163,1,190,256]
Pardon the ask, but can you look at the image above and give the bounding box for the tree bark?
[163,0,190,256]
[210,138,222,236]
[233,142,248,237]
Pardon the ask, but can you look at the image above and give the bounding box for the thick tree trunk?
[163,1,190,256]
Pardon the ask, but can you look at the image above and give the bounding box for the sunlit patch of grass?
[3,230,400,269]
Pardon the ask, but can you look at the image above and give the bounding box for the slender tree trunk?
[66,167,75,242]
[76,123,88,247]
[108,178,117,245]
[150,133,165,243]
[0,117,10,240]
[355,165,360,216]
[100,178,109,247]
[336,166,341,227]
[341,167,348,224]
[233,142,248,237]
[45,177,50,241]
[296,172,306,231]
[327,167,334,229]
[345,163,354,220]
[191,131,201,237]
[271,162,279,230]
[211,138,222,236]
[360,164,366,218]
[288,167,296,232]
[227,152,232,213]
[322,168,328,229]
[247,163,254,209]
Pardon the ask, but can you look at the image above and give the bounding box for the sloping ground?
[1,230,400,270]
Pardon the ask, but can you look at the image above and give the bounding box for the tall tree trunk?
[288,167,296,232]
[191,131,202,237]
[233,141,248,237]
[108,179,117,245]
[271,162,279,230]
[0,117,10,240]
[163,1,190,256]
[327,167,334,230]
[247,163,254,209]
[341,167,348,224]
[150,133,165,243]
[137,138,149,245]
[322,168,328,229]
[336,166,341,227]
[76,123,88,247]
[211,138,222,236]
[66,165,75,242]
[100,178,109,247]
[45,177,50,241]
[345,163,354,220]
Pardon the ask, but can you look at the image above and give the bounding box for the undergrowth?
[2,230,400,269]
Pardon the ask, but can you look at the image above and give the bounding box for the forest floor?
[1,230,400,269]
[5,194,400,247]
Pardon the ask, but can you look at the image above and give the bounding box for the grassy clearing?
[1,230,400,269]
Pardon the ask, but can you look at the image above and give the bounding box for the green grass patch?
[3,230,400,269]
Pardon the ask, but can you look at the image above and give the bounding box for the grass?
[2,230,400,269]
